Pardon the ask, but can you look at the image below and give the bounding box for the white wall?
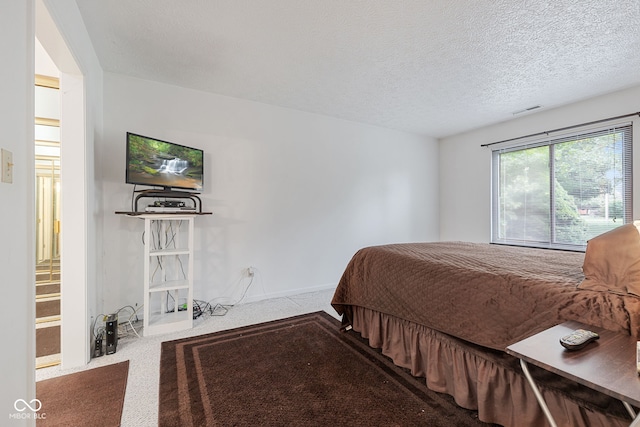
[439,85,640,242]
[101,73,439,312]
[35,39,59,77]
[1,1,35,425]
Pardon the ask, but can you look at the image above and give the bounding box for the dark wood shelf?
[115,211,212,216]
[131,189,203,213]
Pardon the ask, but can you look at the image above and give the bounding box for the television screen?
[126,132,204,192]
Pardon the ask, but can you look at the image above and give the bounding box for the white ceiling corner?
[74,0,640,138]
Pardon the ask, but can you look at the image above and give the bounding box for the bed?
[332,233,640,426]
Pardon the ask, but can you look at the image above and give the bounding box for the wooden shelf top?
[115,211,212,216]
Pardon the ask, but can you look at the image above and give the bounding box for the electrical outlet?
[1,149,13,184]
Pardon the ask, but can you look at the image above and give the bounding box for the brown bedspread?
[331,242,640,350]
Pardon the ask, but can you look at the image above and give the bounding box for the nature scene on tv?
[127,134,203,191]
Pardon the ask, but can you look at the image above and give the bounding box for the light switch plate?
[1,149,13,183]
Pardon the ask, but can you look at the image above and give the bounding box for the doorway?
[34,73,61,368]
[36,1,90,368]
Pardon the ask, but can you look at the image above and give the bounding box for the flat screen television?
[126,132,204,192]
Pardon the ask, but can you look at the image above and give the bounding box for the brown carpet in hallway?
[36,360,129,427]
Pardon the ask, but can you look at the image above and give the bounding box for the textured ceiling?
[74,0,640,138]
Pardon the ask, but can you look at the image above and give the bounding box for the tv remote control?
[559,329,599,351]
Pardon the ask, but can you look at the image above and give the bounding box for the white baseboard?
[241,283,337,304]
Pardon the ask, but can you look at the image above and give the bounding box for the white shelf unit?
[141,214,194,336]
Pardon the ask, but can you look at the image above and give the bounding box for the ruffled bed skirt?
[350,306,630,427]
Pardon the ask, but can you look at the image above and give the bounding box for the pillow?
[579,222,640,296]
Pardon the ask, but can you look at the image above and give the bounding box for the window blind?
[491,123,632,251]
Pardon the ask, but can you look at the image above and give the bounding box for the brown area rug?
[159,311,492,426]
[36,360,129,427]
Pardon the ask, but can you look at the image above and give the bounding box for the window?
[491,123,632,251]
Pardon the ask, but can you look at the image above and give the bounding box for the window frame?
[490,122,633,251]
